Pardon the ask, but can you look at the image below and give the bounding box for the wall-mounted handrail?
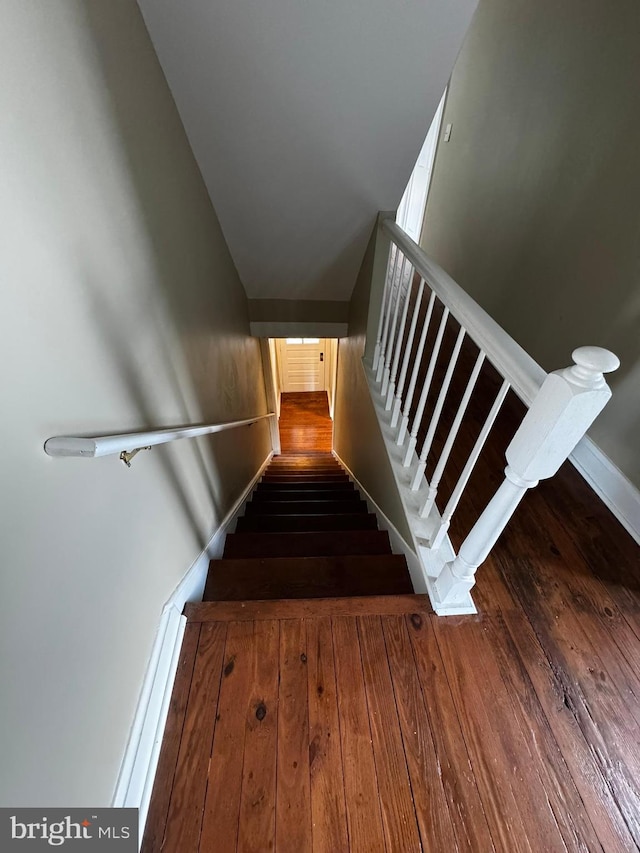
[381,218,546,406]
[44,414,276,461]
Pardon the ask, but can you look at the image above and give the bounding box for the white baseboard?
[570,436,640,545]
[111,450,273,843]
[332,451,427,596]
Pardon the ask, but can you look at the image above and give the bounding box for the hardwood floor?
[143,579,640,851]
[278,391,333,453]
[142,324,640,851]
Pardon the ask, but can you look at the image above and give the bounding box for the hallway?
[142,385,640,852]
[278,391,333,454]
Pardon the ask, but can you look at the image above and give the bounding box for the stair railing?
[44,413,277,466]
[366,213,619,615]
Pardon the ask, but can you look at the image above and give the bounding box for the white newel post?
[433,347,620,607]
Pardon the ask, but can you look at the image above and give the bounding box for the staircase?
[203,452,414,600]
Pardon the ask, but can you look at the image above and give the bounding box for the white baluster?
[433,346,619,607]
[372,242,395,372]
[397,290,435,444]
[402,306,449,466]
[410,326,466,489]
[430,379,510,550]
[420,350,485,515]
[381,256,408,397]
[376,247,402,384]
[386,263,415,410]
[391,278,425,427]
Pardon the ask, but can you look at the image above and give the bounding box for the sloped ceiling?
[138,0,477,301]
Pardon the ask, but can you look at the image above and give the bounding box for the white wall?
[268,338,282,419]
[422,0,640,489]
[0,0,270,806]
[137,0,478,301]
[326,338,338,419]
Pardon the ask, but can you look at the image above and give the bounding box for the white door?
[277,338,326,392]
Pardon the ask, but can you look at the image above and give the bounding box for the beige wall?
[334,225,414,545]
[0,1,270,806]
[422,0,640,489]
[249,300,350,324]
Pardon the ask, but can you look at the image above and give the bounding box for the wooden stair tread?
[257,480,354,491]
[203,555,414,600]
[268,462,341,467]
[235,513,378,532]
[185,594,431,621]
[270,453,337,460]
[251,489,361,502]
[266,466,344,474]
[224,530,391,558]
[262,473,349,482]
[245,499,368,515]
[201,444,413,601]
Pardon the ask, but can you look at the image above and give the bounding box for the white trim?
[332,442,478,616]
[111,450,273,845]
[363,362,477,616]
[396,88,446,244]
[570,436,640,545]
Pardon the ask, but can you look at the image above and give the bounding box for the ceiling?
[137,0,477,301]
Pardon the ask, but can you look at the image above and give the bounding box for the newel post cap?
[565,346,620,389]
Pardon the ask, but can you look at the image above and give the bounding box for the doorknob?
[320,352,324,361]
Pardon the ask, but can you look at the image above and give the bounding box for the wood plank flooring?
[142,325,640,851]
[144,580,640,852]
[279,391,333,453]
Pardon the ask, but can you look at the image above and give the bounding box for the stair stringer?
[357,360,477,616]
[331,449,433,596]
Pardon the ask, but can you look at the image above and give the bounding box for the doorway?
[266,338,338,453]
[276,337,326,392]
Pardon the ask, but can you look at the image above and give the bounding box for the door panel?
[278,338,326,392]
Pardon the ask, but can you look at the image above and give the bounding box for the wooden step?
[223,530,391,558]
[235,513,379,533]
[251,489,361,503]
[245,499,368,515]
[272,453,335,461]
[266,465,344,474]
[257,480,354,491]
[262,474,349,483]
[185,594,431,621]
[268,460,341,469]
[203,555,414,600]
[275,451,335,456]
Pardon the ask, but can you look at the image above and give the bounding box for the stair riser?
[245,501,368,515]
[270,454,336,460]
[204,555,413,601]
[235,514,378,533]
[224,531,391,559]
[257,481,354,491]
[262,475,349,483]
[265,466,345,478]
[252,491,361,503]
